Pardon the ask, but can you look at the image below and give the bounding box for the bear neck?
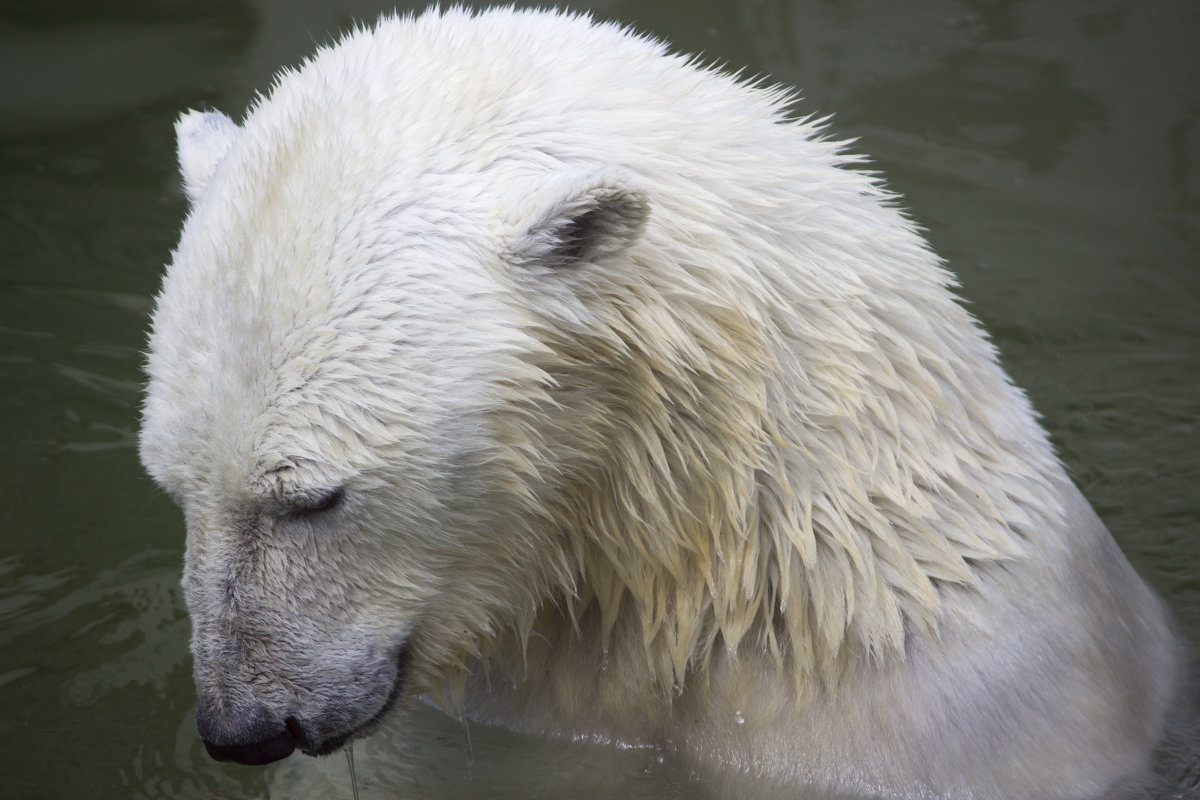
[507,244,1066,702]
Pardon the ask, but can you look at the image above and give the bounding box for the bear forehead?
[171,7,812,304]
[144,195,537,508]
[221,10,784,195]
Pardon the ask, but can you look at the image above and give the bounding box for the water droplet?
[734,710,746,725]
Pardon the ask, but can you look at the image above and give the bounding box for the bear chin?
[303,642,413,759]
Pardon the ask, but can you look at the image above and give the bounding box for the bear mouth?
[300,641,413,757]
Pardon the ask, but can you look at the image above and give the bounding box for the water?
[1,1,1197,798]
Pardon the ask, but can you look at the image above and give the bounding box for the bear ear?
[175,109,239,204]
[513,170,650,269]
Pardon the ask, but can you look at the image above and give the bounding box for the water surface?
[1,1,1197,798]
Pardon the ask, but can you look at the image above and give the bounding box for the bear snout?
[195,701,297,765]
[194,641,413,764]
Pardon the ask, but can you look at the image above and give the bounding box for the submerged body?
[139,7,1179,798]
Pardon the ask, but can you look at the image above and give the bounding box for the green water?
[1,1,1196,798]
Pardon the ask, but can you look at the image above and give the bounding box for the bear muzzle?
[194,641,413,764]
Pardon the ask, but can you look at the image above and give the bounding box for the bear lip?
[300,641,412,757]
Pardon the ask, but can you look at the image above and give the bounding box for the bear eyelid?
[279,486,346,518]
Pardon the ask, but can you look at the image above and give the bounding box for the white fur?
[140,7,1179,799]
[175,109,238,203]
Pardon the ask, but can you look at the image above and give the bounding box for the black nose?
[202,725,296,765]
[196,702,299,765]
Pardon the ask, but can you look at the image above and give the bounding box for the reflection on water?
[1,0,1196,798]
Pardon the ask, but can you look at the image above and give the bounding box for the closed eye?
[286,486,345,517]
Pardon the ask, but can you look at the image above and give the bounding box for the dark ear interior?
[516,174,650,269]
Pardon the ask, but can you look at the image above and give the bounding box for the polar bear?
[139,7,1180,799]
